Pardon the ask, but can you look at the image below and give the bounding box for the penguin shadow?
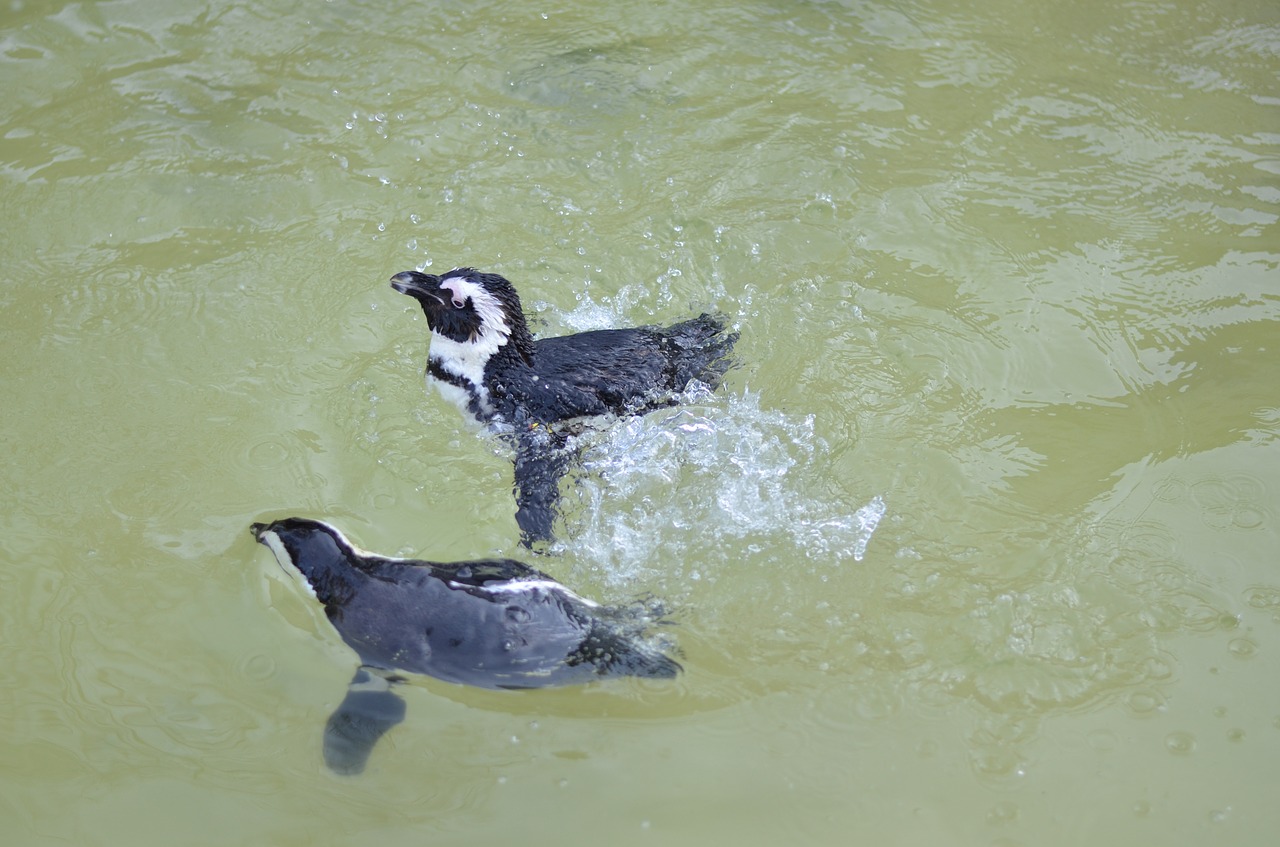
[323,667,407,776]
[250,517,684,775]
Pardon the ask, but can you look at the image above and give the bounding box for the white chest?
[427,331,495,418]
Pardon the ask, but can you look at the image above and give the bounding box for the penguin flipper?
[512,428,580,548]
[322,667,406,775]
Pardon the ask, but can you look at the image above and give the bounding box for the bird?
[390,267,737,544]
[250,517,680,774]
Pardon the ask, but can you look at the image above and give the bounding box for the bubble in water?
[1227,637,1257,659]
[1164,731,1196,755]
[1244,586,1280,609]
[1233,508,1264,529]
[1127,689,1164,715]
[238,653,277,681]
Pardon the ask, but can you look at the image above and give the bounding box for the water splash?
[554,389,887,583]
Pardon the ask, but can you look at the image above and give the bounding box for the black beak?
[390,271,442,302]
[250,522,266,539]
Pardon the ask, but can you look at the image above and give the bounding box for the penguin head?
[250,518,355,600]
[391,268,534,366]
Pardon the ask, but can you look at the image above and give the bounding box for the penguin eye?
[452,296,467,309]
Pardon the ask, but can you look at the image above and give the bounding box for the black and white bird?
[251,517,680,774]
[390,267,737,544]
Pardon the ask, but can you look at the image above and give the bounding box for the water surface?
[2,0,1278,844]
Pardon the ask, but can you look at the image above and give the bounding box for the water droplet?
[1141,656,1174,680]
[239,653,277,681]
[1153,477,1186,501]
[1245,586,1280,609]
[1228,637,1257,659]
[1233,508,1264,529]
[1164,731,1196,755]
[1127,690,1164,714]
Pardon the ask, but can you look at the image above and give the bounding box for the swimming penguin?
[250,517,680,774]
[390,268,737,544]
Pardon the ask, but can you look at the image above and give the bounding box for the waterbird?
[250,517,680,773]
[390,267,737,544]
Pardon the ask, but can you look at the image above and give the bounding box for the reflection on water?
[2,0,1278,844]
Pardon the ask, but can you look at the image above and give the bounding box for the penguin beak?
[390,272,445,305]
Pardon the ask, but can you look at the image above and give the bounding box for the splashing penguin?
[390,267,737,545]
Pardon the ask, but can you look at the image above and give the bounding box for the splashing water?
[554,388,887,585]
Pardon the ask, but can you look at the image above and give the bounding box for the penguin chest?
[429,371,490,419]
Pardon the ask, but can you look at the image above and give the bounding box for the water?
[2,0,1278,844]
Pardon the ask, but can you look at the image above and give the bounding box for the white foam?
[556,389,888,583]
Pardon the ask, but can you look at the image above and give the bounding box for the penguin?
[250,517,680,774]
[390,268,737,544]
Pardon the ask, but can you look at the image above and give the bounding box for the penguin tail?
[661,313,739,390]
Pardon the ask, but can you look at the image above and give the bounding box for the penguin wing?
[520,329,672,419]
[512,425,580,548]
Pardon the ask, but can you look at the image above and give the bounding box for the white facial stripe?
[255,528,318,600]
[440,275,512,343]
[427,274,513,420]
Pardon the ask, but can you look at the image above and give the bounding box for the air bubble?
[1164,731,1196,755]
[1127,690,1164,714]
[1228,637,1257,659]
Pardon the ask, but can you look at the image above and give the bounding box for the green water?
[2,0,1278,844]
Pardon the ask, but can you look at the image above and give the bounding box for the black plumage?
[250,517,680,773]
[390,268,737,543]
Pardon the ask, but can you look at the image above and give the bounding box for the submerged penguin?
[390,267,737,544]
[250,517,680,774]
